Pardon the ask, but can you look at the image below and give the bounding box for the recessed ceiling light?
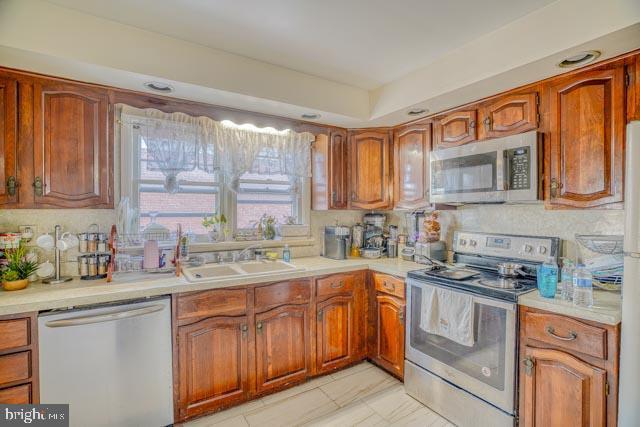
[407,108,428,116]
[144,81,174,93]
[557,50,601,68]
[301,113,321,120]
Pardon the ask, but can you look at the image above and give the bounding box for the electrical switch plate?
[19,225,37,243]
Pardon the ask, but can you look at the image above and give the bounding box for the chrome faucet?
[234,244,263,262]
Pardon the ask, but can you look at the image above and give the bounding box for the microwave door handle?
[496,150,506,191]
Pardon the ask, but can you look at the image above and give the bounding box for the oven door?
[405,278,516,414]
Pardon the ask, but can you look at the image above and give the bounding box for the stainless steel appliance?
[405,231,560,427]
[39,297,173,427]
[404,210,426,245]
[363,213,386,254]
[430,131,539,204]
[323,226,350,260]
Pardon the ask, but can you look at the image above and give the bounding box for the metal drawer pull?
[546,326,577,341]
[383,281,395,291]
[256,321,263,333]
[331,281,344,289]
[523,357,534,376]
[6,176,16,196]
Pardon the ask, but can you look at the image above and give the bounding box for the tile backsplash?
[0,202,624,276]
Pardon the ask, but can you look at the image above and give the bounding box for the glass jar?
[87,255,98,276]
[98,255,109,275]
[87,233,98,252]
[78,255,89,276]
[78,233,89,253]
[96,233,108,253]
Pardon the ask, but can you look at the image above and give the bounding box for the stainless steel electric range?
[404,231,560,427]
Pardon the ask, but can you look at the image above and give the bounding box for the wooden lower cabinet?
[255,304,311,393]
[0,313,38,405]
[519,306,619,427]
[520,346,606,427]
[176,316,249,420]
[371,294,405,378]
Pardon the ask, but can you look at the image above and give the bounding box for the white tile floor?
[182,362,455,427]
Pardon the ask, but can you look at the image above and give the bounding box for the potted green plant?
[202,213,227,242]
[1,244,38,291]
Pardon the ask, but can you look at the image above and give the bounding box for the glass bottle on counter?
[559,258,575,301]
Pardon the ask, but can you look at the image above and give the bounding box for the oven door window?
[409,284,507,391]
[431,152,497,195]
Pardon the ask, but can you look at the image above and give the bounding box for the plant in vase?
[259,214,277,240]
[1,244,38,291]
[202,213,227,242]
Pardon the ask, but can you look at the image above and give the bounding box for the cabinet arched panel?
[33,81,112,208]
[479,92,538,139]
[434,110,477,148]
[348,130,391,209]
[393,124,430,209]
[0,76,17,205]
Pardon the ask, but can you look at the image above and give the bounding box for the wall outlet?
[19,225,37,243]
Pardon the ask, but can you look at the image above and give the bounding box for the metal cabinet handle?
[483,117,492,130]
[546,326,577,341]
[351,191,356,201]
[45,304,165,328]
[383,281,395,291]
[33,177,43,197]
[256,321,263,333]
[398,310,404,322]
[330,281,344,289]
[6,176,16,196]
[523,357,534,376]
[469,120,476,129]
[331,191,337,202]
[550,179,562,198]
[317,311,323,321]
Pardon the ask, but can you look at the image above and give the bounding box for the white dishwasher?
[38,297,174,427]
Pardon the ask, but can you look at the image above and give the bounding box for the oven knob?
[537,246,547,255]
[459,238,467,246]
[469,239,477,247]
[522,244,533,253]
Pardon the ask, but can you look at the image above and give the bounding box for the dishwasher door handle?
[44,304,166,328]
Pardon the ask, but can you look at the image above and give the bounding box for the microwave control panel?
[506,147,530,190]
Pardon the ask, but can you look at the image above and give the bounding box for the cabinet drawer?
[254,280,311,312]
[372,273,404,298]
[176,288,247,322]
[0,352,30,385]
[524,311,607,359]
[0,384,31,404]
[0,318,30,352]
[316,273,358,299]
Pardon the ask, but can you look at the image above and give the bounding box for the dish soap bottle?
[282,244,291,262]
[560,258,575,301]
[537,257,558,298]
[572,264,593,308]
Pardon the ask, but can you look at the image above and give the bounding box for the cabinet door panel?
[349,130,391,209]
[316,295,355,373]
[255,304,310,393]
[479,92,538,139]
[33,81,112,208]
[177,316,248,420]
[547,67,624,208]
[521,347,606,427]
[329,129,349,209]
[433,110,477,148]
[373,294,405,378]
[0,76,17,205]
[393,124,430,209]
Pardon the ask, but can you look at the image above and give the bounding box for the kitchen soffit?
[43,0,555,90]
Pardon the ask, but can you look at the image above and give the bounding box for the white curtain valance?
[119,105,315,192]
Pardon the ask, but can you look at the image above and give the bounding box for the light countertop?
[0,257,423,316]
[518,289,621,325]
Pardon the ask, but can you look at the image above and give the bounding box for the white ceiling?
[44,0,555,90]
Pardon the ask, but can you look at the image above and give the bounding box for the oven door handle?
[406,279,517,312]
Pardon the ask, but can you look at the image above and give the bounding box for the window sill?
[188,236,316,253]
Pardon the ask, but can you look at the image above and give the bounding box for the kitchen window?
[120,106,311,237]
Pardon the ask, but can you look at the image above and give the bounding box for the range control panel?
[453,231,560,263]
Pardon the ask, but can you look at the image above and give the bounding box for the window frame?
[120,112,311,237]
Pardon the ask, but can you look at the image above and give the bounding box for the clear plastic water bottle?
[560,258,575,301]
[537,257,558,298]
[572,264,593,308]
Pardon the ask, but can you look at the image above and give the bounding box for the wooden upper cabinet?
[520,346,606,427]
[348,130,391,209]
[32,80,112,208]
[546,66,625,208]
[433,109,477,149]
[628,55,640,121]
[393,123,431,209]
[478,91,539,140]
[255,304,311,393]
[176,316,249,420]
[0,76,17,205]
[311,129,349,210]
[372,294,405,379]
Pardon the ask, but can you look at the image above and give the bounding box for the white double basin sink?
[182,260,305,283]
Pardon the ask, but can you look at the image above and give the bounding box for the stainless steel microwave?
[429,131,539,204]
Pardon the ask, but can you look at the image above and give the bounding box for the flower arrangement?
[202,213,227,242]
[1,244,38,291]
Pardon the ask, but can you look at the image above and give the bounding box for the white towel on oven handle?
[419,286,475,347]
